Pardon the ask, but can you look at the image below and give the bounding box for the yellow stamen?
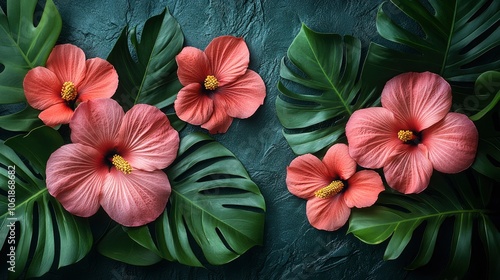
[398,130,414,143]
[61,81,77,101]
[112,154,132,174]
[204,75,219,90]
[314,180,344,199]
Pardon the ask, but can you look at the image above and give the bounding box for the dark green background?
[0,0,462,279]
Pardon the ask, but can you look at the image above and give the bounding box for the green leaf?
[478,214,500,279]
[0,0,61,131]
[0,126,92,278]
[107,8,184,111]
[472,104,500,182]
[97,225,162,266]
[98,133,266,267]
[469,71,500,121]
[348,171,498,278]
[276,24,378,155]
[363,0,500,114]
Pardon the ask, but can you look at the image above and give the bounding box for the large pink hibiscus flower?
[46,98,179,227]
[23,44,118,126]
[286,144,384,231]
[345,72,478,194]
[174,35,266,134]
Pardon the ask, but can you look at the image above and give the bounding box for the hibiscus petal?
[322,143,357,180]
[286,154,331,199]
[205,36,249,86]
[77,58,119,101]
[423,112,479,173]
[176,47,211,86]
[344,170,384,208]
[381,72,452,131]
[200,103,233,134]
[100,169,171,227]
[214,70,266,119]
[46,44,86,86]
[70,98,124,152]
[345,107,401,169]
[46,143,105,217]
[118,104,179,171]
[174,83,214,125]
[39,103,74,126]
[23,67,63,110]
[306,195,351,231]
[384,144,434,194]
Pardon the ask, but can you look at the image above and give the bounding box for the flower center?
[111,154,132,174]
[60,81,77,101]
[204,75,219,91]
[398,130,415,143]
[314,180,344,199]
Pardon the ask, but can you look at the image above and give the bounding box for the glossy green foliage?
[348,171,499,279]
[0,127,92,278]
[0,0,61,131]
[276,24,378,155]
[364,0,500,114]
[98,133,266,267]
[107,8,184,111]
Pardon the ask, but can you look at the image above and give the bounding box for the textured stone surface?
[1,0,443,279]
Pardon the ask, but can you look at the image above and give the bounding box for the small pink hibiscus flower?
[174,35,266,134]
[286,143,384,231]
[46,98,179,227]
[23,44,118,127]
[345,72,478,194]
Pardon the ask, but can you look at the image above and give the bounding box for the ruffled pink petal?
[343,170,384,208]
[46,44,87,86]
[70,98,124,152]
[423,112,478,173]
[23,67,64,110]
[345,107,401,169]
[77,58,119,101]
[286,154,331,199]
[384,144,434,194]
[205,36,249,86]
[176,47,211,86]
[322,143,357,181]
[174,83,214,125]
[306,195,351,231]
[213,70,266,119]
[381,72,451,132]
[118,104,179,171]
[39,103,74,126]
[200,103,233,134]
[100,169,171,227]
[46,143,105,217]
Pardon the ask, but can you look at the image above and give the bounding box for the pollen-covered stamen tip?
[112,154,132,174]
[60,81,77,101]
[314,180,344,199]
[398,130,415,143]
[204,75,219,91]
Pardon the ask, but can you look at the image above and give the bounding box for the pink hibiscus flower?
[23,44,118,126]
[174,35,266,134]
[46,98,179,227]
[345,72,478,194]
[286,144,384,231]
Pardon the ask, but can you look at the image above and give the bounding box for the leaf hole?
[199,186,249,196]
[467,0,495,23]
[486,154,500,168]
[181,215,210,266]
[172,156,234,183]
[222,204,265,214]
[169,139,213,165]
[215,227,238,255]
[458,20,500,58]
[197,174,245,183]
[0,63,4,74]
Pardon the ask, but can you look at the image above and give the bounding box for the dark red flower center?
[398,129,421,145]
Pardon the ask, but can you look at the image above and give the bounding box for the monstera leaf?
[0,0,61,131]
[471,72,500,182]
[0,126,92,278]
[276,24,379,155]
[364,0,500,114]
[107,8,184,111]
[98,133,266,267]
[348,171,499,279]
